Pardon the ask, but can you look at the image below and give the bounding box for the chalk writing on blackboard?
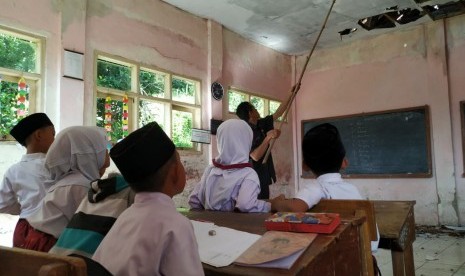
[302,106,431,178]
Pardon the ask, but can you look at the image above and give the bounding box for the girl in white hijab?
[23,126,110,252]
[189,119,270,212]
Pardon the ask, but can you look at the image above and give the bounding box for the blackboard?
[302,106,432,178]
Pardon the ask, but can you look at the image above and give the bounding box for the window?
[227,89,284,121]
[0,27,42,140]
[95,54,201,150]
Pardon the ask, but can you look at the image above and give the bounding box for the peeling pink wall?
[447,15,465,226]
[294,17,465,225]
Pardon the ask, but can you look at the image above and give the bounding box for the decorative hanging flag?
[122,94,129,137]
[104,96,112,145]
[17,77,28,118]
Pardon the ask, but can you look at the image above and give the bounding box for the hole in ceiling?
[358,14,396,30]
[338,28,357,40]
[386,8,425,24]
[421,1,465,20]
[385,5,398,11]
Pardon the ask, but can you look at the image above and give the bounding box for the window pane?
[96,97,123,144]
[228,91,246,113]
[0,33,38,73]
[172,77,195,104]
[172,110,192,148]
[97,59,131,91]
[0,80,29,138]
[139,100,165,129]
[250,96,265,118]
[140,70,166,98]
[269,100,280,115]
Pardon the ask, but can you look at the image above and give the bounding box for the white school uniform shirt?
[296,173,380,251]
[0,153,51,218]
[93,192,204,276]
[188,119,271,213]
[27,126,107,238]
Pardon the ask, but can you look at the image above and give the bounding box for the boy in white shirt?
[0,113,55,247]
[271,123,379,252]
[93,122,203,276]
[272,124,361,208]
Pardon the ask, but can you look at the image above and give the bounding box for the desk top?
[373,200,416,250]
[183,211,362,276]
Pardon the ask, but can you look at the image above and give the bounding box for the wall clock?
[211,81,224,101]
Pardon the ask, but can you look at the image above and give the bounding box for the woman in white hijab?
[189,119,270,212]
[23,126,110,252]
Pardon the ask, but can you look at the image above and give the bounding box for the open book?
[264,212,341,234]
[234,231,317,269]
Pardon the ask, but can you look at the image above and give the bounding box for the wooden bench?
[310,199,378,276]
[0,246,86,276]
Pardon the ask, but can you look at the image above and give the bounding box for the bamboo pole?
[262,0,337,164]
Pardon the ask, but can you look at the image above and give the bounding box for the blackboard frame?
[301,106,432,178]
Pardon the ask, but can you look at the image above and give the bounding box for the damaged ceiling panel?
[162,0,465,55]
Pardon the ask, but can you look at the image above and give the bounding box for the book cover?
[264,212,341,234]
[234,231,317,269]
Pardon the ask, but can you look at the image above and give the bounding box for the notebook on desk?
[264,212,341,234]
[234,231,317,269]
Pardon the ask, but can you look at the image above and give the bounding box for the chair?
[0,246,86,276]
[310,199,378,276]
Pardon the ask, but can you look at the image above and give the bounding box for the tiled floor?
[1,213,464,275]
[375,232,465,276]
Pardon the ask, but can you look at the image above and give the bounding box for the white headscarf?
[195,119,258,210]
[45,126,107,188]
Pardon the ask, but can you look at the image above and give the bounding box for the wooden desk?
[183,211,364,276]
[373,201,416,276]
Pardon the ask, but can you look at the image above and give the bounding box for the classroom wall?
[0,0,294,208]
[294,15,465,226]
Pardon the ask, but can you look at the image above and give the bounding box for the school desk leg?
[403,244,415,276]
[391,250,405,276]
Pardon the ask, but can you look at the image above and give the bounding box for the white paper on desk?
[190,220,261,267]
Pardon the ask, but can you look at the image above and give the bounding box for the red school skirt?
[17,220,57,252]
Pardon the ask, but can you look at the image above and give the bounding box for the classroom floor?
[375,229,465,276]
[0,213,464,276]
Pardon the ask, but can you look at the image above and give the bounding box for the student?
[93,122,203,276]
[235,85,298,199]
[0,113,55,247]
[271,123,380,252]
[23,126,110,252]
[189,119,271,212]
[49,173,134,258]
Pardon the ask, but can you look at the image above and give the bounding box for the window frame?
[224,87,286,122]
[0,26,44,141]
[93,51,202,151]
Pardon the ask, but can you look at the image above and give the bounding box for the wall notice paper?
[234,231,317,269]
[190,220,261,267]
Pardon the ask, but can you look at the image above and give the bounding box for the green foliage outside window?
[250,96,265,118]
[172,110,192,148]
[0,33,37,73]
[139,100,165,129]
[96,58,198,149]
[228,91,246,113]
[0,32,36,138]
[97,60,131,91]
[172,78,195,104]
[140,70,165,98]
[0,80,26,138]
